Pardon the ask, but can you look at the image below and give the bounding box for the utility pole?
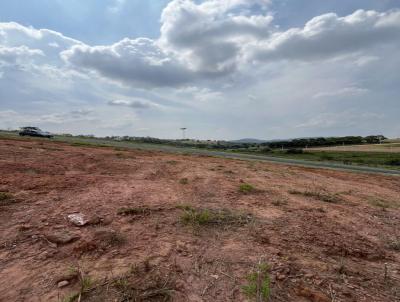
[180,128,187,140]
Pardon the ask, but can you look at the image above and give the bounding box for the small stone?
[276,273,286,281]
[57,280,69,288]
[67,213,89,226]
[46,232,80,244]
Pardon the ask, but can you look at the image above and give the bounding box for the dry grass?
[179,206,253,228]
[288,188,342,203]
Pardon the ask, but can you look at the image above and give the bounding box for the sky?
[0,0,399,140]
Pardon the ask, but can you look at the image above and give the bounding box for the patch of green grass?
[180,206,253,227]
[239,183,255,194]
[289,188,341,203]
[242,262,271,301]
[264,150,400,169]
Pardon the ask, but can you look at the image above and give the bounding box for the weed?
[180,206,253,228]
[289,188,341,203]
[242,262,271,301]
[179,178,189,185]
[239,183,255,194]
[61,267,93,302]
[166,160,178,165]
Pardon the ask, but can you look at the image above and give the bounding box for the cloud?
[0,45,43,64]
[62,38,195,87]
[295,111,384,129]
[248,10,400,62]
[62,0,274,85]
[159,0,273,74]
[108,98,153,109]
[313,86,369,99]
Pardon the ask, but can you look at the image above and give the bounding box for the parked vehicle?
[19,127,53,138]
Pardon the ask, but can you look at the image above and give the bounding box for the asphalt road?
[1,132,400,176]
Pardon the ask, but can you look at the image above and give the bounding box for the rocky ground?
[0,138,399,302]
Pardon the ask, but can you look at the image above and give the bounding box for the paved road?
[1,133,400,176]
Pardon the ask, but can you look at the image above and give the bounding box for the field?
[1,138,400,301]
[307,143,400,153]
[264,150,400,170]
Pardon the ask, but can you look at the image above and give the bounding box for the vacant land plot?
[0,138,400,301]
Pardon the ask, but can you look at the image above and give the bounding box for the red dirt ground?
[0,138,399,302]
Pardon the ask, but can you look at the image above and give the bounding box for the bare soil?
[0,138,400,302]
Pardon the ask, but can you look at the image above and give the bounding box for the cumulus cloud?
[248,10,400,62]
[62,38,195,87]
[159,0,273,73]
[0,22,80,53]
[0,45,43,64]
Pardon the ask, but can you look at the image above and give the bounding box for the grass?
[179,206,253,228]
[239,183,256,194]
[289,188,341,203]
[242,262,271,301]
[74,261,175,301]
[61,267,93,302]
[367,197,399,210]
[263,150,400,169]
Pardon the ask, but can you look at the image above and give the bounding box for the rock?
[57,280,69,288]
[67,213,89,226]
[276,273,286,281]
[46,232,80,245]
